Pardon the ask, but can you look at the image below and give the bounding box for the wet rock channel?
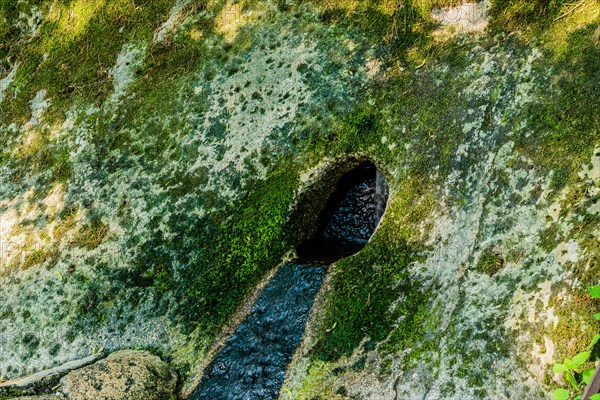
[190,161,388,400]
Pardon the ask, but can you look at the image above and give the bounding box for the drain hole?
[296,161,389,264]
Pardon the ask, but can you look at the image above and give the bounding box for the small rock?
[58,350,177,400]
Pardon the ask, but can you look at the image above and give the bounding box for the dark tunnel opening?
[296,161,389,264]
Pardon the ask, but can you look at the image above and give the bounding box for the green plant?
[551,286,600,400]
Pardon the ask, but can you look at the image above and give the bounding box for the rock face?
[57,350,177,400]
[1,0,599,399]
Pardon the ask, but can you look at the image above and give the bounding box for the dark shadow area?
[296,161,388,264]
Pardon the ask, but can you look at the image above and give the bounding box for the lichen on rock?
[57,350,177,400]
[0,0,599,399]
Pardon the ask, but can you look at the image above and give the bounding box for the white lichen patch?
[0,62,18,104]
[524,281,554,325]
[0,208,19,240]
[0,176,187,375]
[588,200,600,215]
[108,43,147,103]
[552,240,579,264]
[153,0,191,43]
[27,89,50,127]
[43,183,66,217]
[365,56,382,78]
[0,189,46,271]
[432,0,491,34]
[188,30,353,199]
[548,202,561,222]
[531,336,555,380]
[16,5,43,36]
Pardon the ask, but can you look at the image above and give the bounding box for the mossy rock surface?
[1,1,600,399]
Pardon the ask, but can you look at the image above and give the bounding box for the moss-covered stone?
[1,1,600,399]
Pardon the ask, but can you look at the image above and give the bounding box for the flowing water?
[190,163,388,400]
[190,262,327,400]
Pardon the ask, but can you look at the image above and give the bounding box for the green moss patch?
[1,0,175,123]
[313,238,424,360]
[476,247,505,275]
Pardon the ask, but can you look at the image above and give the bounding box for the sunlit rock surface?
[58,350,177,400]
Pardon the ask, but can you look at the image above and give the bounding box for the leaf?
[594,313,600,320]
[590,394,600,400]
[583,367,595,385]
[589,334,600,350]
[573,351,591,366]
[589,286,600,298]
[564,358,577,370]
[554,363,569,373]
[575,396,581,400]
[551,388,570,400]
[565,371,579,390]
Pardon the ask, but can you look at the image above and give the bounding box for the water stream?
[190,162,388,400]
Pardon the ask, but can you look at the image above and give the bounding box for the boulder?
[58,350,177,400]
